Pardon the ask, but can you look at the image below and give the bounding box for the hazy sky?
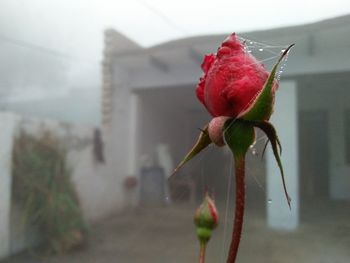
[1,0,350,98]
[3,0,350,59]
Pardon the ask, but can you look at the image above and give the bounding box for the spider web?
[237,35,291,81]
[164,34,292,262]
[214,35,292,262]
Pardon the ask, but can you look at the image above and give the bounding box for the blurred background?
[1,1,350,262]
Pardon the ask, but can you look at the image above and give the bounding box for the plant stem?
[227,156,245,263]
[199,243,206,263]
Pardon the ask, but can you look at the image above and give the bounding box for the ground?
[3,200,350,263]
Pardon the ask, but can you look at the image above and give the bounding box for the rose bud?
[194,192,219,245]
[208,116,230,147]
[175,33,294,263]
[196,33,278,120]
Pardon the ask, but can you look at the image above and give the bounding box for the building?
[102,15,350,230]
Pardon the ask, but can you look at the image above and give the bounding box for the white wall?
[17,115,124,221]
[108,65,138,207]
[0,112,123,259]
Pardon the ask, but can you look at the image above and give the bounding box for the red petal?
[195,76,206,105]
[221,33,242,51]
[201,54,215,73]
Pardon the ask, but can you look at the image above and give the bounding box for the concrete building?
[102,14,350,230]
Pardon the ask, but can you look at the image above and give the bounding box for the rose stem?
[199,243,206,263]
[227,156,245,263]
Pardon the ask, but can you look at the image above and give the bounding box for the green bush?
[12,131,87,254]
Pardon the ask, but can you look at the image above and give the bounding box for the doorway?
[299,110,330,199]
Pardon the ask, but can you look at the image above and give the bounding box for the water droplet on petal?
[268,199,272,204]
[259,48,264,51]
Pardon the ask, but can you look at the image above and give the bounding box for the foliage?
[12,131,87,254]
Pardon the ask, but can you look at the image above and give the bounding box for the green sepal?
[242,44,294,121]
[196,227,212,245]
[224,120,255,159]
[171,124,212,177]
[250,120,291,209]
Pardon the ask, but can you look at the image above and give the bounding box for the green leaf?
[251,120,291,209]
[242,44,295,121]
[224,120,255,159]
[171,124,212,177]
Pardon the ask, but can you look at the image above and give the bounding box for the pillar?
[266,81,299,230]
[0,113,18,258]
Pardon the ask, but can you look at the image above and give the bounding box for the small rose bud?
[194,192,219,245]
[208,116,231,146]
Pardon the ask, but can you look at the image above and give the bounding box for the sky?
[2,0,350,58]
[1,0,350,100]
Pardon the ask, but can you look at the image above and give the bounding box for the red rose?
[196,33,278,119]
[174,34,293,263]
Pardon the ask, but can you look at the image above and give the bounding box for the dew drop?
[259,48,264,51]
[249,41,253,44]
[252,149,258,156]
[268,199,272,204]
[250,140,256,148]
[281,49,286,53]
[247,50,252,53]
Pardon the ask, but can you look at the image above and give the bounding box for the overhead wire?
[0,34,99,65]
[134,0,188,35]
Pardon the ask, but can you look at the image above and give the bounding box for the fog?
[1,0,350,119]
[1,1,350,262]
